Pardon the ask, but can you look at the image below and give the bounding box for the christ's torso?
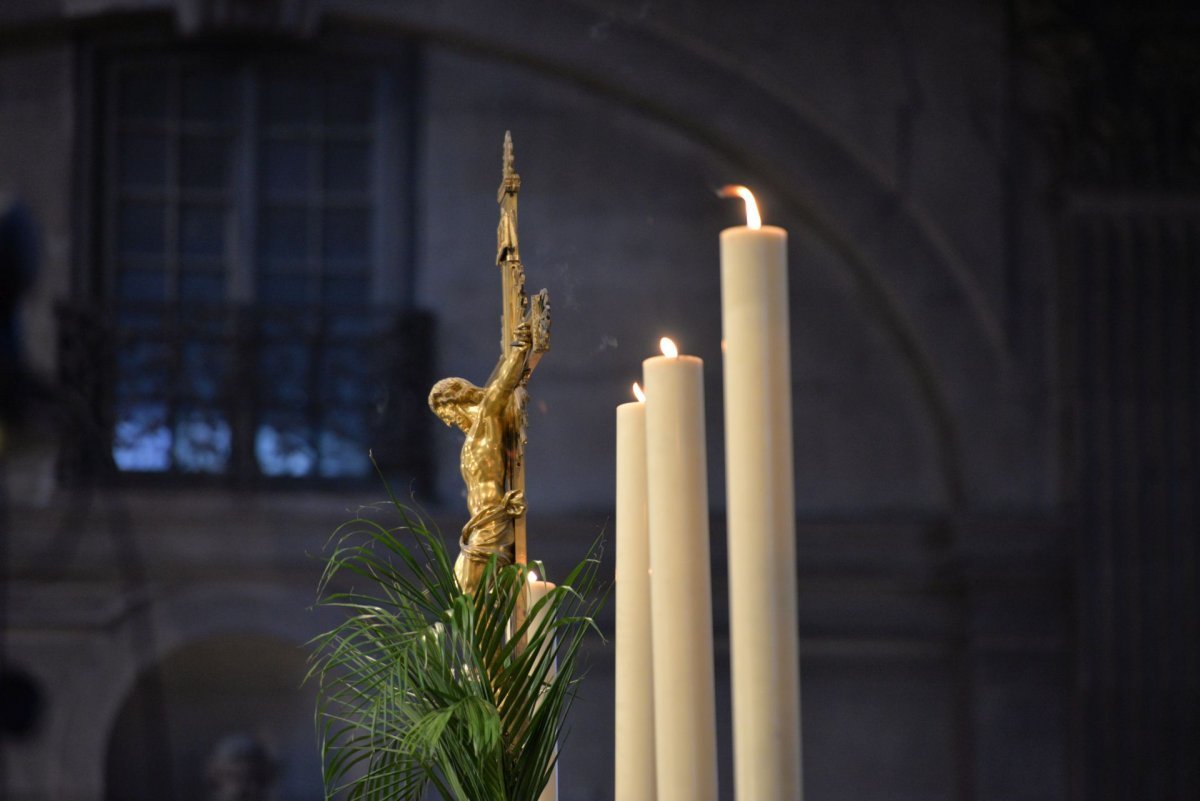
[461,413,506,513]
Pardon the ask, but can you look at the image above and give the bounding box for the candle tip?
[660,337,679,358]
[719,184,762,229]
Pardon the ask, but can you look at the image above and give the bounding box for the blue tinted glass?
[324,140,369,193]
[182,70,235,122]
[326,313,375,337]
[257,315,300,339]
[119,134,167,188]
[174,407,232,473]
[180,204,227,259]
[324,77,372,126]
[322,276,368,306]
[261,140,313,197]
[181,342,227,401]
[115,341,169,399]
[118,202,166,256]
[117,269,166,303]
[259,206,308,265]
[113,401,171,471]
[319,414,369,478]
[119,71,167,120]
[258,274,312,306]
[179,272,225,304]
[322,208,369,263]
[320,347,370,405]
[259,343,310,405]
[256,415,316,477]
[117,308,161,332]
[180,136,231,190]
[319,379,369,408]
[263,75,312,126]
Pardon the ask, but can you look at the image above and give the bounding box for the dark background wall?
[0,1,1195,800]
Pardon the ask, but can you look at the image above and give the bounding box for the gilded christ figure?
[428,322,532,594]
[429,133,548,595]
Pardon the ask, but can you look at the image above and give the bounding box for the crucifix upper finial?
[498,130,520,205]
[497,132,522,266]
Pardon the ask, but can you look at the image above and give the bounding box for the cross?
[495,131,550,568]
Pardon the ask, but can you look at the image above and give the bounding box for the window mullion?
[372,70,395,306]
[310,84,324,305]
[103,65,119,306]
[102,63,121,472]
[233,63,259,483]
[309,80,326,476]
[165,60,181,304]
[165,59,183,473]
[232,64,257,305]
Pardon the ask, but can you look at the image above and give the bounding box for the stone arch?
[104,634,318,801]
[316,0,1027,509]
[54,583,327,801]
[68,0,1036,510]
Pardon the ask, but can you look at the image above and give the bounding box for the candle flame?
[719,185,762,229]
[632,382,646,403]
[660,337,678,358]
[528,570,539,583]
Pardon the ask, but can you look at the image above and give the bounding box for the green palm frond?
[309,498,605,801]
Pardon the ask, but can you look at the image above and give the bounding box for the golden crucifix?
[428,132,550,594]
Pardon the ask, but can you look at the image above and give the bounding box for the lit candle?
[643,338,718,801]
[526,571,558,801]
[615,382,656,801]
[718,186,802,800]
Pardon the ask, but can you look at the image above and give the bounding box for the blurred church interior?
[0,1,1196,799]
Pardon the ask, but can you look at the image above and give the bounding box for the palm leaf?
[309,494,605,801]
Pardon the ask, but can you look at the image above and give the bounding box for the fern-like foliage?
[308,494,604,801]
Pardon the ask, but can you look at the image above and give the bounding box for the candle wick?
[718,185,762,229]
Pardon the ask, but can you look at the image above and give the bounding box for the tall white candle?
[643,338,718,801]
[719,186,802,801]
[615,386,657,801]
[526,572,558,801]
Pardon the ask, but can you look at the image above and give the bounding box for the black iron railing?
[56,302,434,492]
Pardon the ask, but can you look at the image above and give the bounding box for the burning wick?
[660,337,679,358]
[719,185,762,230]
[528,570,540,583]
[632,382,646,403]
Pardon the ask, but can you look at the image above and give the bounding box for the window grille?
[64,50,430,488]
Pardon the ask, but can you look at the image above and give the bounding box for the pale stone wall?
[0,2,1075,800]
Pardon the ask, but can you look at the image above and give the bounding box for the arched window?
[62,44,430,486]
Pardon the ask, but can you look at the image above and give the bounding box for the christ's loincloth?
[454,489,526,594]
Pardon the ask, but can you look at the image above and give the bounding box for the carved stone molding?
[174,0,323,38]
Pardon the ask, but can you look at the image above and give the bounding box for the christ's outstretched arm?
[481,322,531,417]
